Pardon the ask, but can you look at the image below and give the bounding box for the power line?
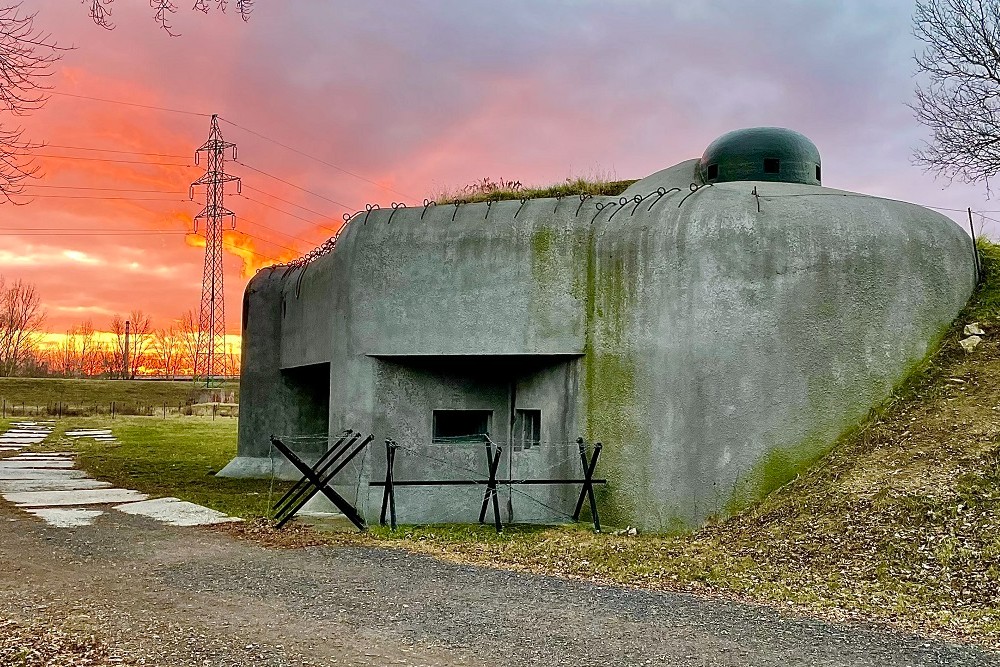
[234,160,353,210]
[241,182,342,220]
[22,184,186,194]
[30,153,195,167]
[0,226,184,231]
[239,214,324,246]
[40,144,190,159]
[237,193,336,229]
[219,116,415,201]
[48,91,211,117]
[11,194,192,201]
[229,228,303,255]
[0,230,188,236]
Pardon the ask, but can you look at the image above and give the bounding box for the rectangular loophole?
[764,158,780,174]
[815,164,821,181]
[706,163,719,180]
[432,410,492,443]
[513,409,540,451]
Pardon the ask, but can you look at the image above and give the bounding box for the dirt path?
[0,504,996,667]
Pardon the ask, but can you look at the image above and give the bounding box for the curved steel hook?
[452,200,463,221]
[364,203,380,224]
[514,197,528,219]
[388,201,406,224]
[647,187,680,211]
[608,196,630,221]
[421,199,437,220]
[591,200,617,224]
[678,182,712,208]
[627,194,645,216]
[575,193,593,217]
[554,195,564,213]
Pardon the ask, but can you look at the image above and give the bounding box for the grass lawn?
[0,378,239,413]
[45,416,289,519]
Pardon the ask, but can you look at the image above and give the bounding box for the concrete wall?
[226,169,976,532]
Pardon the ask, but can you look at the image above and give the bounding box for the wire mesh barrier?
[269,431,373,530]
[371,436,605,533]
[0,399,237,419]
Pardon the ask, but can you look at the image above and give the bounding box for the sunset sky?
[2,1,994,336]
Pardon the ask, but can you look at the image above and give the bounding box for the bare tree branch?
[85,0,253,35]
[912,0,1000,187]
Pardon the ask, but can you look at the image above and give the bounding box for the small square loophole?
[706,163,719,180]
[763,158,780,174]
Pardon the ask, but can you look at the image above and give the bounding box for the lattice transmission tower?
[190,114,240,386]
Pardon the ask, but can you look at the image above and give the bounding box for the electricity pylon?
[190,114,240,386]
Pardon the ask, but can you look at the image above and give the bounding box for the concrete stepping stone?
[114,497,239,526]
[24,507,103,527]
[3,488,148,507]
[0,460,75,469]
[0,478,111,493]
[0,468,89,480]
[11,453,71,458]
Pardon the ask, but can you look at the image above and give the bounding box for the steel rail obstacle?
[372,437,606,532]
[269,432,373,530]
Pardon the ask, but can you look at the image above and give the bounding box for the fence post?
[212,403,217,421]
[111,401,115,420]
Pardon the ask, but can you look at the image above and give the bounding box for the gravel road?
[0,503,996,666]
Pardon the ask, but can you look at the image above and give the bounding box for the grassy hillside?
[295,240,1000,646]
[0,378,239,412]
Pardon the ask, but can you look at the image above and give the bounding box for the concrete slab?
[0,468,89,480]
[0,460,75,469]
[24,507,103,527]
[66,430,112,436]
[0,478,112,492]
[0,447,21,452]
[113,497,239,526]
[4,488,148,507]
[10,454,72,459]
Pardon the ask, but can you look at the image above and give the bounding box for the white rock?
[960,335,982,352]
[964,322,986,336]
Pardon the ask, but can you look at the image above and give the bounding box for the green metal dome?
[699,127,822,186]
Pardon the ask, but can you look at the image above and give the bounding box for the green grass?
[47,416,289,519]
[435,177,637,205]
[0,377,239,414]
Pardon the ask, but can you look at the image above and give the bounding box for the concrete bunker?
[223,127,977,532]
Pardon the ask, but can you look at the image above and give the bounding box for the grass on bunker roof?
[434,176,637,205]
[40,416,290,519]
[225,240,1000,648]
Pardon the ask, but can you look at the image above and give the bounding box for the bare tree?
[0,276,45,376]
[178,308,199,377]
[152,325,182,378]
[110,310,154,379]
[86,0,253,34]
[0,5,62,202]
[912,0,1000,187]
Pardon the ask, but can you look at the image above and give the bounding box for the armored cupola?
[699,127,821,186]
